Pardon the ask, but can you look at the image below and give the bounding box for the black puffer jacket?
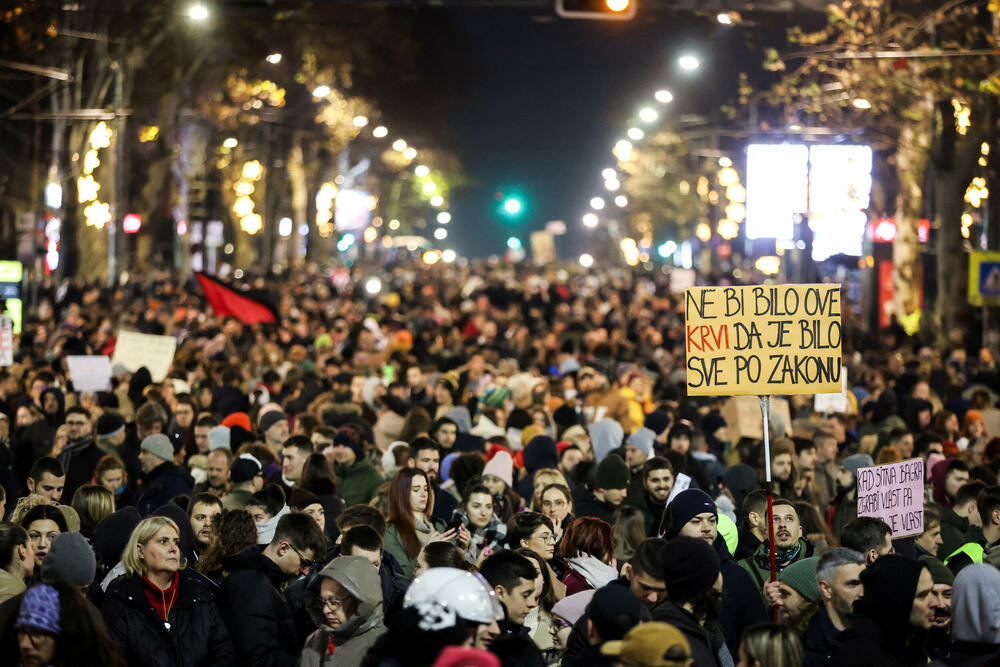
[137,461,193,517]
[217,545,297,667]
[715,535,768,658]
[101,571,233,667]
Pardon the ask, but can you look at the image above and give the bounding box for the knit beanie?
[334,428,365,461]
[96,412,126,438]
[841,453,874,478]
[231,454,262,484]
[665,489,716,539]
[140,433,173,461]
[209,425,231,451]
[482,450,514,488]
[258,410,287,436]
[520,425,545,448]
[659,536,721,603]
[16,585,61,635]
[594,454,629,492]
[779,557,821,602]
[221,411,252,432]
[920,556,954,586]
[41,532,96,587]
[644,411,671,437]
[626,428,655,458]
[288,488,323,511]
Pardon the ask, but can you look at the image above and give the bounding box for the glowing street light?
[606,0,630,11]
[434,227,448,240]
[222,137,238,149]
[187,3,209,21]
[678,54,701,71]
[638,107,658,123]
[627,127,644,141]
[365,277,382,294]
[583,213,599,228]
[266,53,282,64]
[507,236,522,250]
[442,249,457,263]
[353,115,369,128]
[716,12,732,24]
[852,98,872,110]
[590,197,606,210]
[312,85,331,98]
[392,139,407,152]
[423,181,437,194]
[415,165,430,177]
[614,195,628,207]
[579,253,594,268]
[372,126,388,138]
[437,212,451,224]
[503,198,522,215]
[602,168,617,180]
[604,178,621,191]
[654,89,674,104]
[403,147,417,160]
[430,195,444,207]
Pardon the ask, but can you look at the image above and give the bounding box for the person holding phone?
[383,468,468,579]
[456,483,507,565]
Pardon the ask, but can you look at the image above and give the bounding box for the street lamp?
[654,89,674,104]
[627,127,644,141]
[638,107,658,123]
[187,3,209,21]
[372,125,388,138]
[265,53,282,64]
[678,54,700,72]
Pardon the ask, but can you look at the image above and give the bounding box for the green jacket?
[738,538,813,591]
[334,458,383,507]
[383,517,445,581]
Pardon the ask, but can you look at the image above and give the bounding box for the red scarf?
[142,571,180,622]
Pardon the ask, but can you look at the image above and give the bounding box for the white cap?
[404,567,503,625]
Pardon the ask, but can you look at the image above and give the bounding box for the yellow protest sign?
[684,284,843,396]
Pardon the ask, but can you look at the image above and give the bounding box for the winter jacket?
[828,555,929,667]
[802,605,843,667]
[430,479,458,526]
[652,600,722,667]
[937,506,971,561]
[333,458,383,506]
[101,571,233,667]
[582,390,633,433]
[572,486,617,524]
[0,568,25,604]
[60,436,105,502]
[715,536,768,657]
[456,508,507,563]
[383,515,445,580]
[298,555,386,667]
[738,537,814,592]
[218,545,298,667]
[137,461,193,517]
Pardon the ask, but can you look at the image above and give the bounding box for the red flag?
[195,272,279,325]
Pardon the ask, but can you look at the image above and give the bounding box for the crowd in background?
[0,262,999,666]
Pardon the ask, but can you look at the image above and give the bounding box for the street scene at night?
[3,1,1000,665]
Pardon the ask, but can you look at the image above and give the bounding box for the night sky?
[378,5,744,258]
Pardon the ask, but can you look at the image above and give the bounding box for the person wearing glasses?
[58,406,103,502]
[508,511,567,599]
[101,516,233,667]
[299,554,385,666]
[218,512,326,667]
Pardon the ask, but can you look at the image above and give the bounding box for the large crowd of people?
[0,261,999,666]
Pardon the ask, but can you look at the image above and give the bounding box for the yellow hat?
[600,622,693,667]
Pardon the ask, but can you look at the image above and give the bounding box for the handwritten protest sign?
[684,284,842,396]
[111,331,177,383]
[856,458,925,538]
[814,370,850,414]
[66,356,113,392]
[0,316,12,366]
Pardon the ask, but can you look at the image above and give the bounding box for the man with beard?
[189,492,224,557]
[653,536,729,667]
[628,457,674,536]
[193,447,231,497]
[663,489,767,657]
[840,516,893,566]
[407,437,457,524]
[803,548,866,666]
[59,406,103,501]
[920,556,955,660]
[829,556,947,665]
[739,498,814,592]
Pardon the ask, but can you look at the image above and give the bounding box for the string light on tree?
[372,126,388,138]
[654,89,674,104]
[583,213,599,228]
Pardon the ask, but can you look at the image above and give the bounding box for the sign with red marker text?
[856,458,925,538]
[684,284,842,396]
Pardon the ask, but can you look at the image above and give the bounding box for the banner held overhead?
[684,284,843,396]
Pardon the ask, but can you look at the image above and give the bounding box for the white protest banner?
[66,355,113,392]
[814,370,850,414]
[666,473,692,506]
[0,316,12,366]
[856,458,925,537]
[111,330,177,382]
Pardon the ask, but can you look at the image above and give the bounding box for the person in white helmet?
[361,567,503,665]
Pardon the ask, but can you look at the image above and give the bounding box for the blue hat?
[666,489,717,538]
[16,585,61,635]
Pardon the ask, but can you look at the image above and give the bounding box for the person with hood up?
[136,434,192,517]
[829,555,947,666]
[587,419,624,464]
[298,555,386,667]
[946,563,1000,666]
[931,459,970,509]
[662,488,767,657]
[652,536,730,667]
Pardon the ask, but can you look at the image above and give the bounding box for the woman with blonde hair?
[528,468,568,511]
[100,516,233,666]
[737,623,803,667]
[71,485,114,539]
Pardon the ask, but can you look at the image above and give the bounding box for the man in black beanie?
[574,453,629,524]
[562,584,646,667]
[652,536,728,667]
[829,555,946,666]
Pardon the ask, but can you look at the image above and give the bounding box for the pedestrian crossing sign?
[969,251,1000,306]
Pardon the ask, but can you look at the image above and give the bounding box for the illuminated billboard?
[745,143,873,261]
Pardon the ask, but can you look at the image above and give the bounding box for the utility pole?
[110,57,125,287]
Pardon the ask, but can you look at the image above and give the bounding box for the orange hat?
[222,412,252,432]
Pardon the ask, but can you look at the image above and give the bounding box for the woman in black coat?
[101,515,233,667]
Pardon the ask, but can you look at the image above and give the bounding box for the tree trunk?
[288,133,308,270]
[892,98,934,330]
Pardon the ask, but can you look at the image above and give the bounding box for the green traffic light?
[503,198,522,215]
